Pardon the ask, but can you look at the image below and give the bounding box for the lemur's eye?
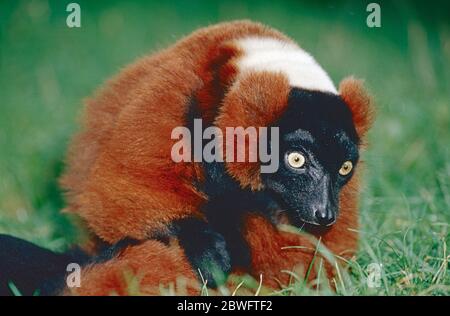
[339,161,353,176]
[287,152,306,169]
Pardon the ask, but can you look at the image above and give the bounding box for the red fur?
[65,240,200,296]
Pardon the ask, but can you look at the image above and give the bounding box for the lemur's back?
[60,20,290,244]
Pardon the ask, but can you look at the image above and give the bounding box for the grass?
[0,0,449,295]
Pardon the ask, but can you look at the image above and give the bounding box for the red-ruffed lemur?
[0,20,373,295]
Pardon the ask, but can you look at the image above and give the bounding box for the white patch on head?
[235,37,338,94]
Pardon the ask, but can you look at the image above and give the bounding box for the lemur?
[0,20,373,295]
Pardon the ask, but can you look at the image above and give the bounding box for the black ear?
[0,234,88,295]
[339,77,375,139]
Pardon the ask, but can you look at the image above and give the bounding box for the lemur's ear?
[196,42,241,125]
[214,71,290,191]
[339,77,375,139]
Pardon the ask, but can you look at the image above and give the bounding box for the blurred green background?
[0,0,449,295]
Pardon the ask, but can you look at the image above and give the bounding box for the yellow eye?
[339,161,353,176]
[287,152,306,169]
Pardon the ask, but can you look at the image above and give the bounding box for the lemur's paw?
[174,218,231,288]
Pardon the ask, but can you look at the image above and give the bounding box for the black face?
[262,88,360,227]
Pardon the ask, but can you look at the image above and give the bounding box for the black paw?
[174,218,232,288]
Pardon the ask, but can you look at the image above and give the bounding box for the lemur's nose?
[314,209,336,226]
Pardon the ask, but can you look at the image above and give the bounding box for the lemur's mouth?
[271,209,291,225]
[266,190,306,227]
[267,190,335,231]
